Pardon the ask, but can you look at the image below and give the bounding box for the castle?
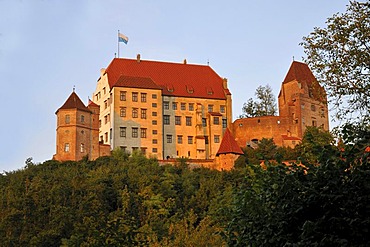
[54,56,328,170]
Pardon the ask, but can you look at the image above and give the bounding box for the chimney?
[137,54,141,63]
[183,59,187,64]
[100,68,106,77]
[222,78,228,89]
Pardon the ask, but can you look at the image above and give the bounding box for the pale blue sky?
[0,0,349,172]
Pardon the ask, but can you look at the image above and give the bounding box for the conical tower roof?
[283,61,317,86]
[56,91,91,114]
[216,129,244,156]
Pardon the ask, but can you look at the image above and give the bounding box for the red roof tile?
[105,58,228,99]
[283,61,317,86]
[88,100,99,107]
[216,129,244,156]
[115,75,162,90]
[56,92,91,114]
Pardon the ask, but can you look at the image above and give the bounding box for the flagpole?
[117,30,120,58]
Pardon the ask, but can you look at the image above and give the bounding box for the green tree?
[240,84,277,118]
[227,127,370,246]
[301,1,370,122]
[296,126,335,164]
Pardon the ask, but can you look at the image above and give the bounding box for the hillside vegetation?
[0,126,369,246]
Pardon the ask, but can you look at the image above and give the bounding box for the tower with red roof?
[53,91,110,161]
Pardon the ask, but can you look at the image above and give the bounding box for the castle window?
[64,143,70,152]
[132,108,138,118]
[188,136,193,144]
[105,132,108,142]
[132,92,138,102]
[104,100,107,109]
[213,117,220,125]
[202,118,207,127]
[99,120,102,128]
[173,102,178,110]
[141,93,147,102]
[80,143,85,153]
[222,119,227,128]
[164,101,170,110]
[120,107,126,117]
[220,105,225,113]
[208,105,214,112]
[312,119,317,127]
[152,148,158,153]
[181,103,186,110]
[141,147,147,155]
[81,115,85,123]
[141,128,147,138]
[214,135,220,143]
[164,115,170,125]
[152,139,158,144]
[152,111,157,116]
[152,103,157,108]
[141,109,147,119]
[103,87,106,94]
[152,94,157,99]
[104,115,108,124]
[175,116,181,125]
[251,139,259,144]
[120,127,126,137]
[152,130,157,135]
[152,120,157,125]
[186,117,192,126]
[132,128,138,138]
[311,104,316,111]
[120,91,126,101]
[189,103,194,111]
[320,108,325,118]
[167,135,173,143]
[65,115,70,124]
[177,135,183,144]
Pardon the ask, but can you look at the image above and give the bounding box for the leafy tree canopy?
[301,1,370,122]
[240,84,277,118]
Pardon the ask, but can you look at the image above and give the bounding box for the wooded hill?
[1,126,369,246]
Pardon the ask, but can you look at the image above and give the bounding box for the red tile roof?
[216,129,244,156]
[56,92,91,114]
[283,61,317,86]
[104,58,229,99]
[115,75,162,90]
[88,99,99,107]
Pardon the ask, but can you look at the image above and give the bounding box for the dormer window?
[167,85,174,92]
[207,87,214,95]
[186,85,194,94]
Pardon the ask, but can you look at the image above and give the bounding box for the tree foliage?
[240,84,277,118]
[1,127,369,246]
[227,124,370,246]
[301,1,370,122]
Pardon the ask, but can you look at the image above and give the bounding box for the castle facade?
[54,57,328,170]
